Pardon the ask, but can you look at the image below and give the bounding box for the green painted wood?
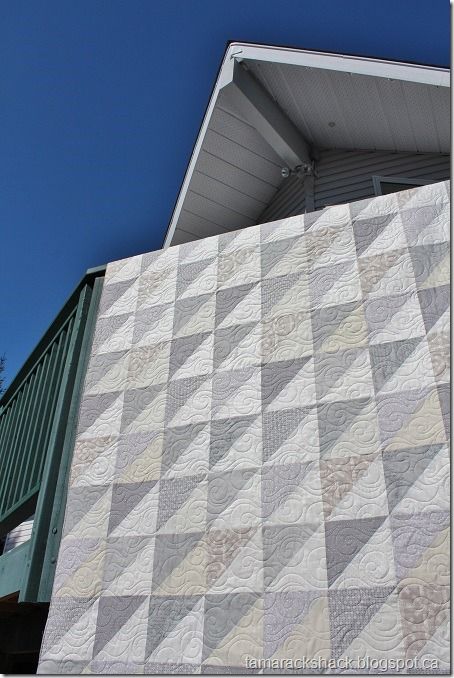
[0,540,30,599]
[32,330,70,487]
[0,267,105,602]
[0,491,38,538]
[13,367,42,506]
[28,341,61,491]
[38,276,104,602]
[0,330,73,528]
[20,287,91,602]
[5,372,37,512]
[17,361,47,500]
[0,395,24,514]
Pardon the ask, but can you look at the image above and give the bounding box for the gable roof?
[164,42,450,247]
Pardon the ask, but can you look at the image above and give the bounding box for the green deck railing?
[0,267,105,602]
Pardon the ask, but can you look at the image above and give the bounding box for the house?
[0,42,450,673]
[164,42,449,245]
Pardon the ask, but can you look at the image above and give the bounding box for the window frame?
[372,175,431,197]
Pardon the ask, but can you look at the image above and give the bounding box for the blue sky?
[1,0,449,386]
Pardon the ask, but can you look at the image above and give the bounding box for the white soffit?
[246,60,449,153]
[164,42,449,247]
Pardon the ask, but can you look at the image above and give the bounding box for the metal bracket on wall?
[280,161,316,213]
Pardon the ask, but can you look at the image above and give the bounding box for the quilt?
[38,181,450,674]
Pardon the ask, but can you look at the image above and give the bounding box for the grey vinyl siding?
[258,174,306,222]
[259,149,450,223]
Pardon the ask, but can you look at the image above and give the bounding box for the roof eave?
[162,42,449,248]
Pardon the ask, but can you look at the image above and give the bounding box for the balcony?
[0,268,105,671]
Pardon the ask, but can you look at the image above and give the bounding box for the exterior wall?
[172,95,284,245]
[259,172,307,223]
[259,149,450,222]
[39,182,450,674]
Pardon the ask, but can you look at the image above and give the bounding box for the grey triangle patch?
[98,279,135,316]
[152,532,204,591]
[261,235,301,278]
[262,461,315,520]
[207,468,257,524]
[121,383,166,431]
[261,271,304,316]
[108,481,158,534]
[165,374,208,424]
[369,337,423,393]
[262,407,309,462]
[94,596,146,656]
[352,213,396,257]
[162,421,209,475]
[215,283,258,327]
[263,523,318,587]
[176,258,216,298]
[383,444,444,512]
[325,516,386,587]
[329,586,396,658]
[157,474,205,531]
[78,392,122,435]
[418,285,449,333]
[262,357,311,407]
[146,596,201,659]
[203,592,259,661]
[317,397,372,458]
[410,242,449,288]
[210,415,257,468]
[169,332,211,378]
[214,322,258,368]
[173,294,212,336]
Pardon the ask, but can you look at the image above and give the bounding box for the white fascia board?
[231,42,450,87]
[163,42,449,248]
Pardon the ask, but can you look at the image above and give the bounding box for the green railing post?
[0,267,105,602]
[20,279,102,602]
[38,276,104,602]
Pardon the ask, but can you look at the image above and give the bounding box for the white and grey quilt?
[38,181,450,674]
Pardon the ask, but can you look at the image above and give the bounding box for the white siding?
[173,92,283,245]
[3,516,34,553]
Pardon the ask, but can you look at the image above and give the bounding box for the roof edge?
[162,41,449,248]
[228,42,450,86]
[226,39,450,71]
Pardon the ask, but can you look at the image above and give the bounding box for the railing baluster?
[27,341,59,495]
[0,401,13,457]
[0,392,25,517]
[7,370,39,508]
[0,403,14,475]
[0,406,16,514]
[28,336,64,492]
[33,320,74,487]
[12,363,43,507]
[17,353,50,500]
[3,373,37,515]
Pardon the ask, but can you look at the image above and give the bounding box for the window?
[372,175,431,197]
